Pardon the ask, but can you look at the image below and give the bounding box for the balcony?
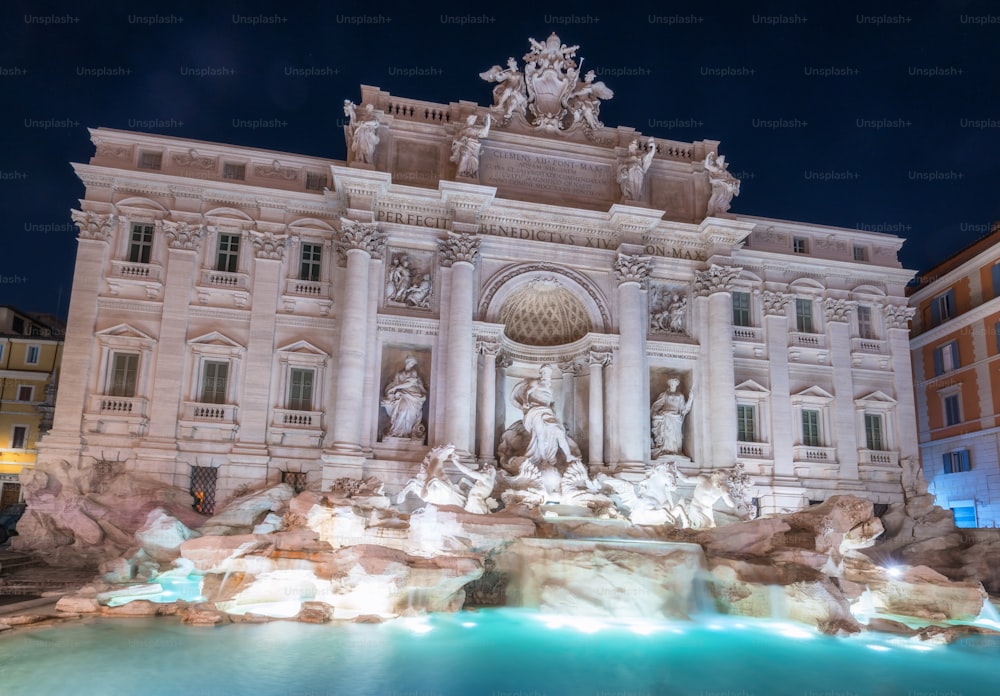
[90,395,147,416]
[199,269,250,291]
[732,326,763,343]
[736,441,772,459]
[182,402,238,422]
[793,445,837,462]
[178,401,238,441]
[789,332,826,349]
[858,449,898,467]
[269,408,324,447]
[107,261,163,299]
[284,278,331,298]
[851,337,887,354]
[85,394,148,436]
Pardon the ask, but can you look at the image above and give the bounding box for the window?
[305,172,328,191]
[216,233,241,273]
[129,223,154,264]
[942,450,971,474]
[109,353,139,397]
[864,413,885,450]
[25,345,40,365]
[792,237,808,254]
[795,298,814,333]
[992,263,1000,299]
[732,291,751,327]
[300,243,322,282]
[200,361,229,404]
[853,245,868,262]
[223,162,246,180]
[801,409,821,447]
[11,316,24,334]
[951,505,977,528]
[288,368,314,411]
[737,404,756,442]
[10,426,28,449]
[16,385,33,402]
[0,344,4,362]
[995,321,1000,353]
[856,305,876,339]
[930,289,955,326]
[933,341,959,375]
[943,394,962,426]
[138,151,162,170]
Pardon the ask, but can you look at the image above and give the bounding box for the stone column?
[439,232,481,456]
[330,219,385,454]
[693,264,742,470]
[146,222,204,443]
[762,292,794,479]
[885,304,919,462]
[39,211,115,459]
[824,298,860,481]
[588,350,612,467]
[476,340,500,464]
[613,254,652,469]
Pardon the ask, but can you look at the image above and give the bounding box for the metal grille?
[190,466,218,515]
[282,471,308,494]
[92,460,115,493]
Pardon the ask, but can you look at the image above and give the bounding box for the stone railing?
[851,337,887,354]
[732,326,763,342]
[793,445,837,462]
[110,260,162,282]
[789,332,827,349]
[199,269,250,291]
[182,402,238,422]
[858,449,899,467]
[737,441,772,459]
[284,278,331,298]
[379,95,453,124]
[90,395,146,416]
[273,409,322,429]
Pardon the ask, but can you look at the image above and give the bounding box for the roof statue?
[481,33,613,132]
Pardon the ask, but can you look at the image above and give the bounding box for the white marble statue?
[512,364,581,471]
[650,290,687,334]
[450,114,491,178]
[343,100,380,164]
[381,355,427,439]
[403,274,432,308]
[674,469,738,529]
[617,138,656,201]
[600,464,689,526]
[480,57,528,120]
[565,70,613,129]
[396,444,467,508]
[651,378,693,457]
[451,459,498,514]
[705,152,741,216]
[385,256,412,303]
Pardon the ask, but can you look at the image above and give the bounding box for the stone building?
[39,35,919,515]
[908,223,1000,527]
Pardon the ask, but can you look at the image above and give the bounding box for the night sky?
[2,1,998,319]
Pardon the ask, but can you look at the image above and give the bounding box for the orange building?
[908,224,1000,527]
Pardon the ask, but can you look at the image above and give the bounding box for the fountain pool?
[2,610,998,696]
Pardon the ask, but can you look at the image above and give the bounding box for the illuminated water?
[2,610,998,696]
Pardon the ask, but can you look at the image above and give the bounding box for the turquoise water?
[2,610,997,696]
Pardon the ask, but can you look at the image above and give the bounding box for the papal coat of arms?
[480,33,614,132]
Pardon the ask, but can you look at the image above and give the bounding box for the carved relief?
[172,149,217,171]
[163,221,204,251]
[71,209,115,242]
[384,248,434,310]
[254,160,299,181]
[93,139,133,161]
[649,284,688,335]
[339,218,386,258]
[249,229,287,260]
[589,350,613,367]
[823,298,855,322]
[883,304,916,329]
[613,254,652,287]
[693,265,742,297]
[761,291,793,316]
[438,232,481,267]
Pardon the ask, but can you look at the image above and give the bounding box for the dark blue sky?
[2,1,998,318]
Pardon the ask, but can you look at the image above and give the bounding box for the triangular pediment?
[792,385,834,399]
[735,379,770,394]
[95,323,155,342]
[188,331,243,349]
[856,390,896,404]
[275,340,328,357]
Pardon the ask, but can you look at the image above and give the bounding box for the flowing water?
[1,609,998,696]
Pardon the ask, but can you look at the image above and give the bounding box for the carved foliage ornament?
[761,291,793,316]
[613,254,652,287]
[163,221,204,251]
[693,265,742,297]
[71,209,115,242]
[439,233,481,267]
[339,218,386,258]
[250,229,288,261]
[822,298,856,322]
[883,304,916,329]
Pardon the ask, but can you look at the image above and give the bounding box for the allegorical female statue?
[381,355,427,439]
[651,377,693,457]
[512,364,579,468]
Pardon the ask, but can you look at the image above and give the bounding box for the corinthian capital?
[823,298,856,323]
[613,254,652,287]
[339,218,386,258]
[761,291,793,316]
[883,303,916,330]
[693,264,742,297]
[71,209,115,242]
[250,229,288,260]
[438,232,481,267]
[163,221,204,251]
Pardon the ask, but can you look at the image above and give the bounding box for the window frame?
[199,360,230,405]
[856,304,876,339]
[215,232,241,273]
[792,237,809,254]
[795,297,815,333]
[299,242,323,282]
[942,450,971,474]
[732,290,752,327]
[930,289,956,326]
[108,352,140,397]
[16,385,34,402]
[933,340,960,376]
[128,222,154,264]
[25,344,40,365]
[287,367,315,411]
[943,393,962,426]
[863,412,885,451]
[736,403,757,443]
[10,425,28,450]
[801,408,821,447]
[852,245,868,262]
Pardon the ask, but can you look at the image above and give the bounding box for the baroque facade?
[908,223,1000,527]
[40,35,919,516]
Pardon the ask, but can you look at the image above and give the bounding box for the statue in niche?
[514,364,581,470]
[381,355,427,440]
[651,378,693,458]
[480,57,528,120]
[343,100,380,164]
[617,138,656,201]
[704,152,741,216]
[564,70,614,129]
[450,114,491,178]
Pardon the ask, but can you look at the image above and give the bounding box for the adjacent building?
[38,36,920,516]
[908,223,1000,527]
[0,306,64,506]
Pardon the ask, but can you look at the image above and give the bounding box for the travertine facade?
[39,36,919,515]
[908,223,1000,527]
